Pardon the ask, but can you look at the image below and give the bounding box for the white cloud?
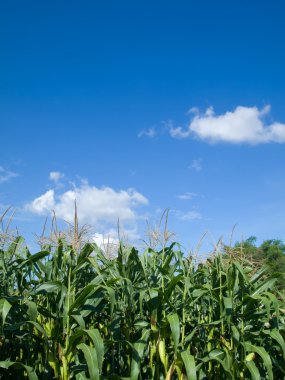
[92,228,140,257]
[92,232,119,248]
[91,231,120,258]
[138,127,156,138]
[170,105,285,144]
[0,166,18,184]
[49,171,64,182]
[28,189,55,213]
[92,228,141,247]
[178,210,202,221]
[189,159,203,172]
[26,183,148,226]
[178,192,197,200]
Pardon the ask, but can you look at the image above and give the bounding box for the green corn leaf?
[245,361,261,380]
[263,291,280,319]
[36,259,52,276]
[75,371,88,380]
[209,349,225,360]
[84,329,104,372]
[77,343,99,380]
[71,313,86,329]
[134,321,149,329]
[181,351,197,380]
[250,267,267,284]
[190,289,208,305]
[165,275,183,298]
[26,320,48,338]
[202,349,233,378]
[67,329,85,353]
[268,329,285,359]
[7,236,25,257]
[231,325,240,344]
[161,249,175,271]
[88,257,107,286]
[67,328,104,371]
[34,280,63,294]
[77,243,94,264]
[0,361,38,380]
[184,327,198,344]
[72,260,88,275]
[167,313,180,353]
[251,278,277,297]
[105,286,115,317]
[69,285,100,313]
[17,250,50,268]
[243,343,273,380]
[223,296,233,316]
[233,262,250,284]
[25,300,38,321]
[130,329,150,380]
[0,298,12,328]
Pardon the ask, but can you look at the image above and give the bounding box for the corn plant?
[0,235,285,379]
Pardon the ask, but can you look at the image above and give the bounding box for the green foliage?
[233,237,285,289]
[0,236,285,379]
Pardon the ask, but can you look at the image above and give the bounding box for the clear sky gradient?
[1,1,285,253]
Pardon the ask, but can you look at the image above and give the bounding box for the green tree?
[233,237,285,289]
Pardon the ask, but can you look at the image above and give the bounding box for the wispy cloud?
[49,171,64,182]
[170,105,285,144]
[177,210,202,221]
[138,127,157,138]
[0,166,18,184]
[189,159,203,172]
[177,192,197,200]
[138,120,175,138]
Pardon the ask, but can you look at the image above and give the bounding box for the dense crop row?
[0,235,285,379]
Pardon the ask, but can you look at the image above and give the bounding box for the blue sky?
[1,1,285,253]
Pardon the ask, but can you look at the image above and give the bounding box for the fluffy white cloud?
[29,189,55,213]
[49,171,64,182]
[92,232,119,248]
[170,105,285,144]
[0,166,18,184]
[26,183,148,226]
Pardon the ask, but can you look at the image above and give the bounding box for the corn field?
[0,236,285,379]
